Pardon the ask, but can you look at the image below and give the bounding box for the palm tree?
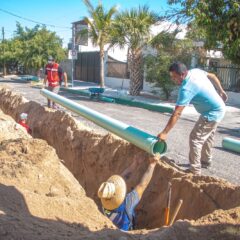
[82,0,118,88]
[112,6,158,95]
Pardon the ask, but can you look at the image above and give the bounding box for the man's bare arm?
[158,105,185,140]
[207,73,228,101]
[134,156,159,200]
[63,72,68,87]
[43,75,48,88]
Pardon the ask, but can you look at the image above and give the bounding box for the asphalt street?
[1,78,240,185]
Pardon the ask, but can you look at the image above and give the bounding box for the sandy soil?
[0,86,239,240]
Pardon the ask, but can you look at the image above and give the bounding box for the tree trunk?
[129,49,143,96]
[3,63,6,76]
[99,48,105,88]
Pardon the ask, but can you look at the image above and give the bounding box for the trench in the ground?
[0,87,240,230]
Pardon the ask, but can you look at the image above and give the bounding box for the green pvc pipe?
[61,88,174,114]
[99,96,115,103]
[40,89,167,155]
[114,98,174,113]
[106,95,174,114]
[61,88,115,103]
[61,88,91,97]
[222,137,240,153]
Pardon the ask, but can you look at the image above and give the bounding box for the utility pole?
[2,27,6,76]
[71,24,76,87]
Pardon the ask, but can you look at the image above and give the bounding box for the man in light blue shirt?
[158,62,228,175]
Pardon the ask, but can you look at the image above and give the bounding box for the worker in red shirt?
[18,113,32,134]
[43,56,67,109]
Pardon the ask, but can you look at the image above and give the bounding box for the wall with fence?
[107,61,129,79]
[62,54,240,93]
[60,60,72,80]
[205,63,240,92]
[216,65,240,91]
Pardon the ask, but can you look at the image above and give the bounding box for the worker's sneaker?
[52,105,59,110]
[201,161,212,169]
[184,168,201,175]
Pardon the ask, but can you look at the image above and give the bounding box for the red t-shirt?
[18,120,32,134]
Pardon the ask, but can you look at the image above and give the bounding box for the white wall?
[142,80,161,92]
[105,76,179,100]
[105,77,161,92]
[105,77,130,89]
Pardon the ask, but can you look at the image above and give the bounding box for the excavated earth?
[0,86,239,240]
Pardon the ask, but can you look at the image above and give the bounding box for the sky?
[0,0,171,47]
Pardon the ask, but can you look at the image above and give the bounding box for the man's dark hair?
[169,62,188,74]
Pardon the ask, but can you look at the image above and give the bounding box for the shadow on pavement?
[218,126,240,138]
[214,146,240,157]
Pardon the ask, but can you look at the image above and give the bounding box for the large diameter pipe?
[222,137,240,153]
[40,89,167,155]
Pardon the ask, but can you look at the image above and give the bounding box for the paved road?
[1,79,240,185]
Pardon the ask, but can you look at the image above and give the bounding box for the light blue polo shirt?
[176,69,225,122]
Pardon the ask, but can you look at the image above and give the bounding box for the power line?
[0,8,71,29]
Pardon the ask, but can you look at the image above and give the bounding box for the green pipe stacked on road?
[113,98,174,113]
[99,96,115,103]
[222,137,240,153]
[60,88,115,103]
[11,75,39,82]
[61,87,174,114]
[61,88,91,97]
[40,89,167,155]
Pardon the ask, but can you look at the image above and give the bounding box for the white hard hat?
[20,113,28,120]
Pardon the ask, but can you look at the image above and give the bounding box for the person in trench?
[98,155,159,231]
[158,61,228,175]
[17,112,32,134]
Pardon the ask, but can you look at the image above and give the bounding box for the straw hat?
[98,175,127,210]
[20,113,28,120]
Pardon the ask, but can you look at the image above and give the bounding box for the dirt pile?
[0,109,30,141]
[0,86,240,239]
[0,111,127,240]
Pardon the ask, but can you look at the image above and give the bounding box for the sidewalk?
[66,80,175,114]
[69,80,240,117]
